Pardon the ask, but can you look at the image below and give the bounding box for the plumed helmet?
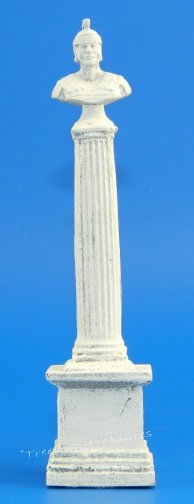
[73,19,102,48]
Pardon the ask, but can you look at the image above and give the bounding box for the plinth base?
[46,360,155,487]
[46,441,155,487]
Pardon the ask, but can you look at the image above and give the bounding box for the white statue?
[46,19,155,488]
[52,18,132,106]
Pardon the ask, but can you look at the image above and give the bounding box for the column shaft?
[72,129,127,361]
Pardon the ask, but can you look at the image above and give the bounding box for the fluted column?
[71,106,127,361]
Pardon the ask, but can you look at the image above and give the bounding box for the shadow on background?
[45,486,156,504]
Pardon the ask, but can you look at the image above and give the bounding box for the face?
[75,43,102,66]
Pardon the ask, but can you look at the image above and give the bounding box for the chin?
[83,59,98,66]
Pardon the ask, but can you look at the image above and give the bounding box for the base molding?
[46,441,155,487]
[72,339,128,362]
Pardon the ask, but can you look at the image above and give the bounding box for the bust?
[52,19,132,106]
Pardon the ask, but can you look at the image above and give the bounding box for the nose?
[85,45,93,53]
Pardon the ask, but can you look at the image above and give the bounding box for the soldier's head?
[73,19,102,67]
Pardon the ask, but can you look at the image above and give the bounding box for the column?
[71,112,127,362]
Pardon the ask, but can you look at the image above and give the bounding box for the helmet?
[73,19,102,48]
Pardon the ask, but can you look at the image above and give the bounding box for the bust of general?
[52,19,132,106]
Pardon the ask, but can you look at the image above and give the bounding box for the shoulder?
[103,72,132,96]
[51,73,80,100]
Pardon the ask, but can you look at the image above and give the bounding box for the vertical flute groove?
[108,137,121,339]
[102,137,112,339]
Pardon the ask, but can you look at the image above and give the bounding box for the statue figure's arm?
[51,79,66,102]
[119,76,132,97]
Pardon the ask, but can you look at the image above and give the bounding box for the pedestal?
[46,362,155,486]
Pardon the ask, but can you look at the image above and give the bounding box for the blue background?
[0,0,194,502]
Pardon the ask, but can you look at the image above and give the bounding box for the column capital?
[71,127,117,140]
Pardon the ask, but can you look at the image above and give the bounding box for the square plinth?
[46,361,155,487]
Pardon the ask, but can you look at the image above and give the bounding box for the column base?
[72,339,128,362]
[46,441,155,487]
